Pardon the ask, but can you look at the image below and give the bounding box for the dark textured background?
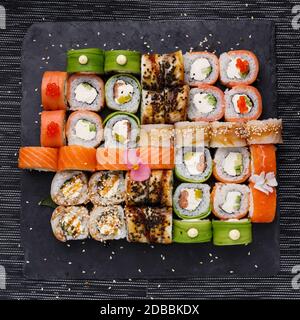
[0,0,300,299]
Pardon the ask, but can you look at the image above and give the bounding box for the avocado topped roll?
[103,112,140,148]
[88,171,125,206]
[213,147,250,183]
[51,206,90,242]
[51,171,89,206]
[211,183,250,220]
[105,74,141,113]
[173,219,212,243]
[175,147,212,183]
[173,183,211,220]
[88,205,126,241]
[67,73,105,111]
[104,50,141,74]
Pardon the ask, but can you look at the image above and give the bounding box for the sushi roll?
[139,124,174,147]
[188,85,225,122]
[173,219,212,243]
[138,147,175,170]
[212,219,252,246]
[51,206,90,242]
[103,112,140,148]
[67,48,105,74]
[141,89,165,124]
[58,146,97,171]
[41,71,68,111]
[183,52,219,86]
[141,53,164,90]
[88,171,125,206]
[224,85,262,122]
[174,121,211,147]
[175,147,212,183]
[67,73,105,112]
[219,50,259,87]
[66,110,103,148]
[213,147,251,183]
[88,205,126,241]
[246,118,283,145]
[51,171,89,206]
[211,183,250,220]
[105,74,141,113]
[165,85,189,123]
[125,170,173,207]
[40,110,66,148]
[104,50,141,74]
[161,50,185,88]
[210,121,248,148]
[250,144,277,175]
[18,147,58,172]
[173,183,211,220]
[125,206,172,244]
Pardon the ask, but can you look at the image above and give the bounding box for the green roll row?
[173,218,252,245]
[67,49,141,75]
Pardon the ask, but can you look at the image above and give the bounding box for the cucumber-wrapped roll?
[212,219,252,246]
[105,50,141,74]
[173,219,212,243]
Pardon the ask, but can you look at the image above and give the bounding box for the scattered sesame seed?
[26,260,30,264]
[185,34,189,38]
[138,268,142,273]
[82,249,85,253]
[171,268,175,272]
[108,286,111,290]
[248,251,251,256]
[97,32,100,36]
[82,270,86,274]
[48,33,52,37]
[254,264,258,268]
[26,200,29,204]
[109,256,113,260]
[158,284,161,288]
[29,227,32,231]
[229,270,234,274]
[33,39,36,42]
[161,38,164,42]
[43,258,47,261]
[249,34,252,38]
[209,253,213,257]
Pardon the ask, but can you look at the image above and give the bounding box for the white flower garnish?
[250,171,278,195]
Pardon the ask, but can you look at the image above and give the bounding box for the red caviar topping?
[46,121,60,137]
[46,83,60,97]
[236,58,249,74]
[237,96,249,114]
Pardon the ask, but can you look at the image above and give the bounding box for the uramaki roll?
[250,144,277,175]
[104,50,141,74]
[173,219,212,243]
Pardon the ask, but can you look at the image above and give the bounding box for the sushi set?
[20,21,281,278]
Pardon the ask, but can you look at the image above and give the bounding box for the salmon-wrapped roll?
[250,144,277,175]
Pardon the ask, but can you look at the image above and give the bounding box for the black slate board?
[21,20,278,280]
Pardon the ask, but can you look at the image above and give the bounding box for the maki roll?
[103,112,140,148]
[213,147,251,183]
[125,206,172,244]
[188,85,225,122]
[212,219,252,246]
[105,74,141,113]
[250,144,277,175]
[40,110,66,147]
[173,219,212,243]
[219,50,259,87]
[175,147,212,183]
[66,110,103,148]
[67,73,105,112]
[210,121,248,148]
[125,170,173,207]
[224,85,262,122]
[141,53,164,90]
[51,171,89,206]
[211,183,250,220]
[173,183,211,220]
[246,119,283,144]
[51,206,90,242]
[41,71,68,111]
[183,52,219,86]
[88,171,125,206]
[89,205,126,241]
[18,147,58,172]
[58,146,97,171]
[165,85,189,124]
[174,121,211,147]
[67,48,105,74]
[161,50,185,88]
[104,50,141,74]
[141,90,165,124]
[139,124,174,147]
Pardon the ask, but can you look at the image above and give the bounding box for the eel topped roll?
[219,50,259,87]
[51,171,89,206]
[67,48,105,74]
[211,183,250,220]
[175,147,212,183]
[213,147,251,183]
[141,89,165,124]
[183,52,219,86]
[66,110,103,148]
[125,206,172,244]
[89,205,126,241]
[173,219,212,243]
[88,171,125,206]
[141,53,164,90]
[67,73,105,111]
[161,50,185,88]
[173,183,211,220]
[51,206,90,242]
[105,74,141,113]
[188,85,225,122]
[104,50,141,74]
[224,85,262,122]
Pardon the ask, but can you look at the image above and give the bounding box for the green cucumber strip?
[38,196,57,209]
[104,50,141,74]
[103,111,140,126]
[173,219,212,243]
